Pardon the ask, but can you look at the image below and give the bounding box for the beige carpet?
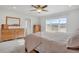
[0,39,25,53]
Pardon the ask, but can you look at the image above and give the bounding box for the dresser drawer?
[1,34,14,40]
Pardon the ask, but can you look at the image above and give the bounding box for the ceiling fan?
[31,5,48,13]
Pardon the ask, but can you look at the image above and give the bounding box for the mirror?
[6,16,20,26]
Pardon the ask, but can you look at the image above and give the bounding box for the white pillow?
[66,33,79,49]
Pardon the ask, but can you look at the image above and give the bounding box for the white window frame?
[46,17,67,33]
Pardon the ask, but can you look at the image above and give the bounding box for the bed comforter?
[25,32,79,53]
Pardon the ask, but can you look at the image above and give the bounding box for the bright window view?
[46,18,67,32]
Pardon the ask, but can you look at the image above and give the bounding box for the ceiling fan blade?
[42,10,48,12]
[37,5,41,7]
[42,5,47,8]
[32,5,40,8]
[32,5,38,8]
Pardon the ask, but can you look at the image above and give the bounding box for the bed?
[25,32,79,53]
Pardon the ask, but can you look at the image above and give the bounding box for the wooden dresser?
[0,24,24,41]
[33,25,41,33]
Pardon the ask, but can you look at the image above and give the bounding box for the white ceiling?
[0,5,79,16]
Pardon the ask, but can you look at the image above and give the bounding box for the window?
[46,18,67,32]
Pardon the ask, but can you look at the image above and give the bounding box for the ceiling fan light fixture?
[31,5,48,13]
[36,9,42,13]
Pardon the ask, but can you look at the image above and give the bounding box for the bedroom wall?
[67,10,79,34]
[40,9,79,34]
[25,16,40,34]
[0,9,28,29]
[39,12,69,32]
[0,9,40,34]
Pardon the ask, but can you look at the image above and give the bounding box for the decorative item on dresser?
[33,24,41,33]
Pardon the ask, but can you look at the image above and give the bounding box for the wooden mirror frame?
[6,16,20,26]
